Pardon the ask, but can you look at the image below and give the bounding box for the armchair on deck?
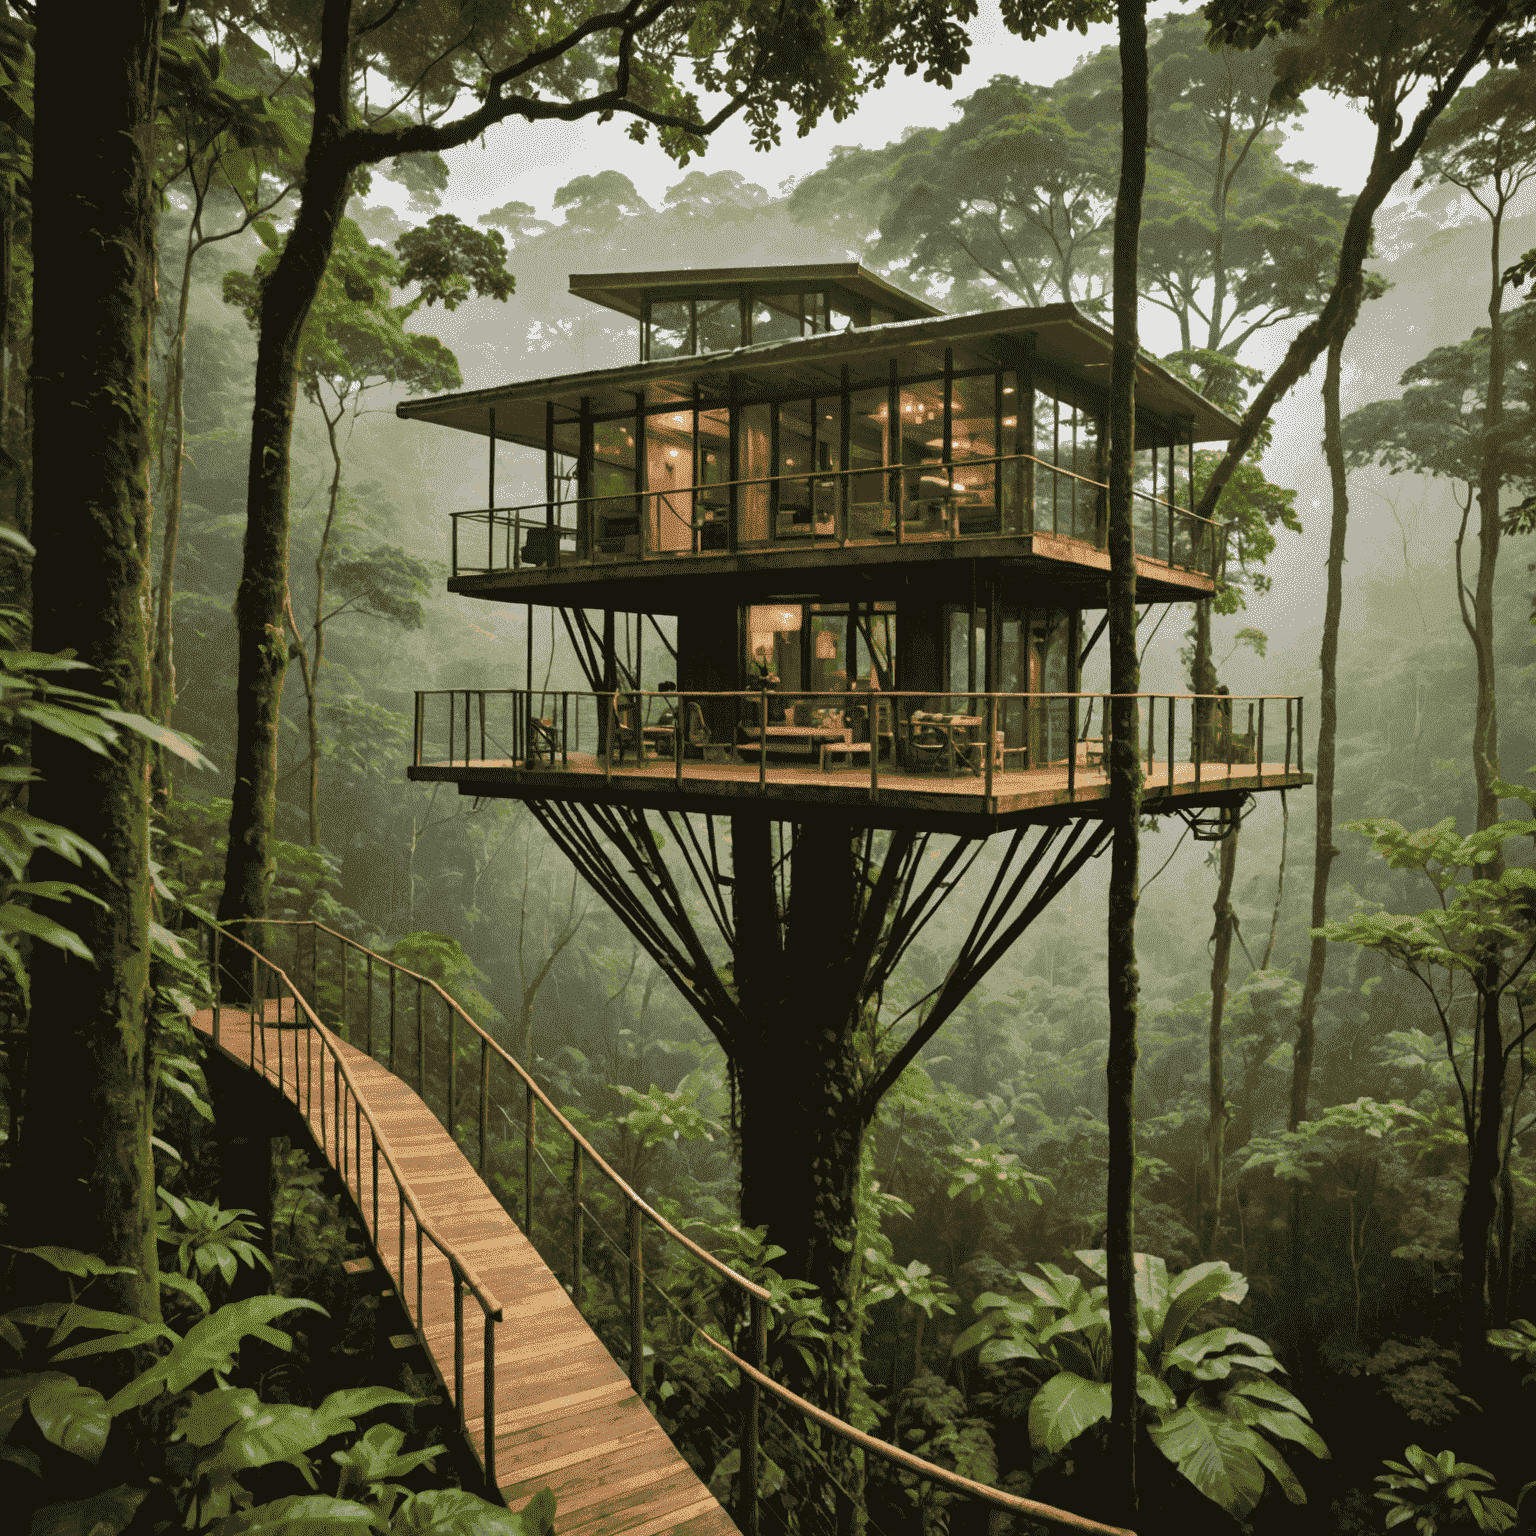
[527,714,560,768]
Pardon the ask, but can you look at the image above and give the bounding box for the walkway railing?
[181,916,507,1491]
[211,917,1135,1536]
[448,450,1224,583]
[413,686,1305,809]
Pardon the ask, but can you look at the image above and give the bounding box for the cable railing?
[449,450,1223,583]
[413,686,1306,810]
[232,917,1136,1536]
[178,914,506,1491]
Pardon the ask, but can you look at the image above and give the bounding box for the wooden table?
[910,714,984,775]
[739,723,851,759]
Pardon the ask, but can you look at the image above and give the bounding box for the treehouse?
[398,262,1308,834]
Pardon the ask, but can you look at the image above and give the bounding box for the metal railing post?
[525,1083,536,1234]
[758,688,767,795]
[453,1266,465,1428]
[448,1000,458,1141]
[416,979,426,1097]
[675,690,685,788]
[388,967,397,1073]
[571,1144,584,1309]
[984,694,995,807]
[1067,695,1077,800]
[211,928,222,1046]
[479,1038,490,1175]
[1285,697,1293,777]
[366,954,374,1058]
[1257,698,1265,789]
[740,1293,766,1535]
[628,1200,645,1394]
[484,1312,498,1497]
[1297,695,1305,773]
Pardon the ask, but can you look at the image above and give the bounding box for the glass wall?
[950,372,999,536]
[1033,384,1103,545]
[1000,372,1028,534]
[696,408,730,549]
[899,379,946,537]
[752,291,826,345]
[645,407,694,552]
[737,403,771,544]
[695,297,741,355]
[847,387,891,540]
[591,416,638,550]
[776,398,838,538]
[648,300,691,360]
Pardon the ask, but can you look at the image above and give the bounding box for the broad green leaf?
[390,1487,549,1534]
[331,1421,441,1496]
[208,1494,373,1535]
[1226,1375,1314,1421]
[1,1371,66,1439]
[1148,1403,1267,1517]
[1247,1432,1308,1504]
[314,1384,419,1429]
[108,1295,326,1413]
[1159,1262,1248,1353]
[1164,1326,1277,1373]
[194,1397,332,1478]
[98,710,212,767]
[0,1441,41,1477]
[158,1268,212,1316]
[28,1374,111,1462]
[1226,1396,1330,1459]
[0,904,92,959]
[1027,1370,1113,1455]
[30,1484,147,1536]
[51,1321,178,1362]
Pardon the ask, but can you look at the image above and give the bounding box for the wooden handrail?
[690,1324,1136,1536]
[266,919,773,1306]
[191,915,504,1324]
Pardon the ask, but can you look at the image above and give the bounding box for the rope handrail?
[257,917,772,1307]
[190,913,505,1322]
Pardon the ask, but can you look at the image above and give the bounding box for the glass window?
[695,296,740,354]
[737,402,771,544]
[696,407,730,547]
[776,399,815,534]
[899,381,945,535]
[746,603,802,690]
[829,295,861,331]
[648,299,692,359]
[847,387,890,540]
[951,373,998,536]
[752,293,804,346]
[1000,372,1027,533]
[870,306,895,327]
[646,407,694,552]
[592,417,637,544]
[810,612,848,697]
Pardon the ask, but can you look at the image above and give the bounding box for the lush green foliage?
[1374,1444,1523,1534]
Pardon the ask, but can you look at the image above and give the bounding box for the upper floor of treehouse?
[394,263,1236,615]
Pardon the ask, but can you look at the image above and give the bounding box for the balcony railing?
[448,451,1225,584]
[412,687,1303,807]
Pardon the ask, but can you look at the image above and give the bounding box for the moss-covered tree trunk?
[218,19,353,945]
[733,819,867,1534]
[1197,828,1238,1260]
[1106,0,1148,1517]
[16,0,163,1323]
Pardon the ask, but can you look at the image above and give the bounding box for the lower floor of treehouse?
[409,751,1309,831]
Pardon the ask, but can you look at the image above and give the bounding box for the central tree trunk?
[1107,0,1149,1519]
[18,0,164,1324]
[1198,828,1239,1259]
[733,819,867,1533]
[1459,989,1507,1382]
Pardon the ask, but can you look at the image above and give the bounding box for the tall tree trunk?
[735,824,867,1534]
[17,0,163,1323]
[1460,988,1507,1382]
[149,235,198,808]
[1192,4,1509,524]
[1291,334,1351,1137]
[1470,207,1505,843]
[1198,828,1238,1259]
[1106,0,1148,1518]
[218,9,353,946]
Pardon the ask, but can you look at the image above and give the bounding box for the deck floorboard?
[191,1003,739,1535]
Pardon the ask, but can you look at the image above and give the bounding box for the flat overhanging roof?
[395,302,1240,448]
[567,261,943,322]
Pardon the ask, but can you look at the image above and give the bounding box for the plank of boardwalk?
[190,1003,741,1535]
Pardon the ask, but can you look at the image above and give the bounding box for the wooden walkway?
[191,1004,740,1536]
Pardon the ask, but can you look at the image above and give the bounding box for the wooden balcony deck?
[408,751,1310,834]
[190,1003,740,1536]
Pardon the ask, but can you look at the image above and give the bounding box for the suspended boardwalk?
[191,1003,739,1536]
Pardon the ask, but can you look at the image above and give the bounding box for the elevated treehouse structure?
[395,260,1308,1460]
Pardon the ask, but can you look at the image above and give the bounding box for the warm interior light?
[815,629,838,660]
[669,448,680,457]
[749,603,803,634]
[1003,387,1015,395]
[1003,417,1017,426]
[673,414,687,423]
